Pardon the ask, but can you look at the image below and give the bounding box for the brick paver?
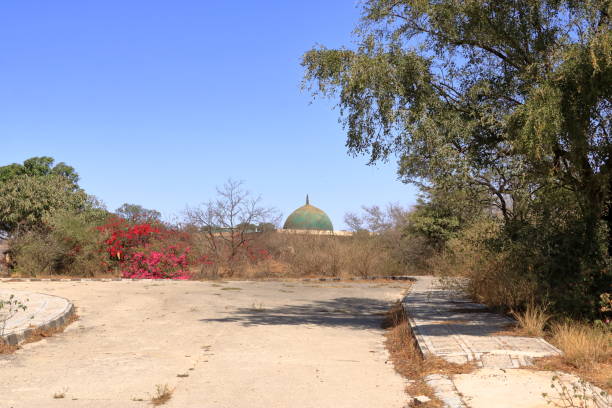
[403,276,561,368]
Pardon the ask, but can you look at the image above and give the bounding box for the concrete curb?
[425,374,467,408]
[1,292,75,346]
[401,277,468,408]
[0,276,416,283]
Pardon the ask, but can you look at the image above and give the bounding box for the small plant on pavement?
[543,375,609,408]
[511,303,551,337]
[0,294,27,336]
[53,387,68,399]
[150,384,174,406]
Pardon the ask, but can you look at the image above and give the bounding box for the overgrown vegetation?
[0,164,409,280]
[302,0,611,321]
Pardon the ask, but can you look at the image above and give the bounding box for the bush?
[550,321,611,369]
[97,217,193,279]
[9,209,107,276]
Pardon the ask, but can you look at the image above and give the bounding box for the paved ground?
[404,276,561,368]
[0,289,73,345]
[0,279,410,408]
[404,277,608,408]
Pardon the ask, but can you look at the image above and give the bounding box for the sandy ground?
[0,280,410,408]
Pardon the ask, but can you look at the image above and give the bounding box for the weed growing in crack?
[543,375,609,408]
[150,384,174,406]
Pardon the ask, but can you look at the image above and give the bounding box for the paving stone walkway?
[0,288,74,345]
[403,276,561,369]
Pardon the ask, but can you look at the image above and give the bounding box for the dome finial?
[306,194,309,205]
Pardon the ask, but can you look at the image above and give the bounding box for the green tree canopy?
[0,157,91,234]
[0,174,88,233]
[303,0,611,232]
[303,0,611,316]
[115,203,162,224]
[0,157,80,188]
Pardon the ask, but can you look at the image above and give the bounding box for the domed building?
[283,195,333,232]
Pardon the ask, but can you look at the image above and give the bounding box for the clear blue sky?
[0,1,418,228]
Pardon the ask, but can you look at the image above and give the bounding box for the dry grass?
[382,301,475,407]
[535,355,612,395]
[52,388,67,399]
[191,232,404,280]
[0,340,18,354]
[530,322,612,394]
[511,304,551,337]
[150,384,174,406]
[533,322,612,393]
[550,322,611,367]
[0,312,79,354]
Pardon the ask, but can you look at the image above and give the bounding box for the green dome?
[283,196,333,231]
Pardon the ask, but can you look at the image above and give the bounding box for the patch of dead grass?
[0,341,18,354]
[510,304,551,337]
[533,322,612,393]
[534,355,612,395]
[382,301,475,407]
[150,384,174,406]
[52,388,67,399]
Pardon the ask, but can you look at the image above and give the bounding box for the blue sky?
[0,1,418,228]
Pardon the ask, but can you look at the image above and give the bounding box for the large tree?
[303,0,611,234]
[115,203,162,224]
[303,0,611,315]
[184,179,279,276]
[0,157,79,188]
[0,157,86,234]
[0,175,88,234]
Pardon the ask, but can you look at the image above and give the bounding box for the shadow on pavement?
[200,297,391,329]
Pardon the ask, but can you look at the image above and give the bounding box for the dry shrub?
[551,322,611,368]
[0,341,18,354]
[431,219,538,312]
[195,231,401,279]
[150,384,174,406]
[533,322,612,393]
[9,210,108,277]
[511,304,551,337]
[382,301,474,407]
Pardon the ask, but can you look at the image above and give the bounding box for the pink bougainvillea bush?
[97,217,193,279]
[124,248,191,280]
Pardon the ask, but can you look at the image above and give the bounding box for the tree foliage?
[0,157,91,235]
[0,156,79,188]
[184,179,280,276]
[116,203,162,224]
[0,174,88,234]
[303,0,612,317]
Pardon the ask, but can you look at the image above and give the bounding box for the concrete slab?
[402,276,561,368]
[0,280,410,408]
[453,368,610,408]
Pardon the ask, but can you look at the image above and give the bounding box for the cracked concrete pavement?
[0,279,410,408]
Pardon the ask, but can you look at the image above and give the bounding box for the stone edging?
[0,276,415,283]
[400,277,468,408]
[1,293,75,346]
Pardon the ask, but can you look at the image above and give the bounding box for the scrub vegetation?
[0,0,610,395]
